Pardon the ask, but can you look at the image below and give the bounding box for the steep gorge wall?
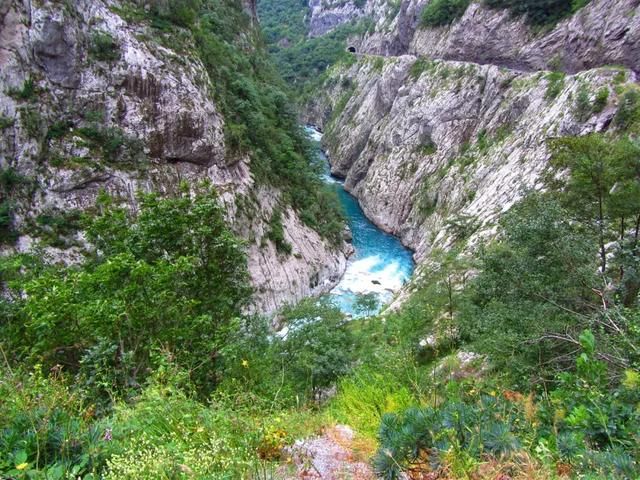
[361,0,640,74]
[315,0,640,74]
[308,56,634,264]
[0,0,349,314]
[304,0,640,282]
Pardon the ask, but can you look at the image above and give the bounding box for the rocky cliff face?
[309,56,633,264]
[354,0,640,74]
[307,0,399,38]
[308,0,365,37]
[304,0,639,296]
[0,0,348,314]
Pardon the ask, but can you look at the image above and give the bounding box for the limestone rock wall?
[305,0,639,306]
[307,56,634,264]
[314,0,640,74]
[0,0,349,314]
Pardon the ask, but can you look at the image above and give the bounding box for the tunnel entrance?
[347,46,356,53]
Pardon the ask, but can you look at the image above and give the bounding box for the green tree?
[354,292,380,317]
[483,0,591,26]
[550,134,640,304]
[8,186,250,399]
[279,299,354,398]
[460,193,598,384]
[421,0,471,27]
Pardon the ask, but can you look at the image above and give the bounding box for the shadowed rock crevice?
[32,16,80,88]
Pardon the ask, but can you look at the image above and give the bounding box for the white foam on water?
[311,131,323,142]
[322,173,339,184]
[332,255,407,297]
[305,126,323,142]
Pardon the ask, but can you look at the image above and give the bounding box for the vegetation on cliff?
[421,0,593,27]
[258,0,369,96]
[2,133,639,478]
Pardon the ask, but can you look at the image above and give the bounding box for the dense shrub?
[89,32,120,62]
[0,366,106,478]
[409,58,435,80]
[154,0,200,27]
[102,366,259,479]
[7,78,37,101]
[373,334,640,479]
[0,168,29,244]
[459,194,598,384]
[3,187,250,402]
[544,71,565,99]
[278,300,354,396]
[266,208,292,254]
[420,0,472,27]
[614,87,640,132]
[592,86,610,113]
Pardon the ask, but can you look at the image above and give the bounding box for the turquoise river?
[306,127,415,315]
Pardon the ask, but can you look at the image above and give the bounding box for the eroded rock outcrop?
[332,0,640,74]
[0,0,349,314]
[307,55,634,264]
[308,0,365,37]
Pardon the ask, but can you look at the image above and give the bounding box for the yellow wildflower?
[16,463,29,471]
[241,359,249,368]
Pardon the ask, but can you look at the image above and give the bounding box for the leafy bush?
[0,365,106,478]
[266,208,292,254]
[614,87,640,131]
[544,71,565,100]
[575,85,610,120]
[75,125,142,163]
[421,0,471,27]
[7,78,37,101]
[103,370,259,479]
[0,168,29,244]
[147,0,201,28]
[593,86,609,113]
[459,194,598,384]
[19,107,43,138]
[409,58,435,80]
[373,333,640,479]
[34,208,82,248]
[0,115,15,130]
[373,392,527,479]
[0,201,13,243]
[4,187,250,400]
[89,32,120,62]
[574,83,592,121]
[277,299,354,397]
[46,120,73,140]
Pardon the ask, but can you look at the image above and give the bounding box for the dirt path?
[279,425,377,480]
